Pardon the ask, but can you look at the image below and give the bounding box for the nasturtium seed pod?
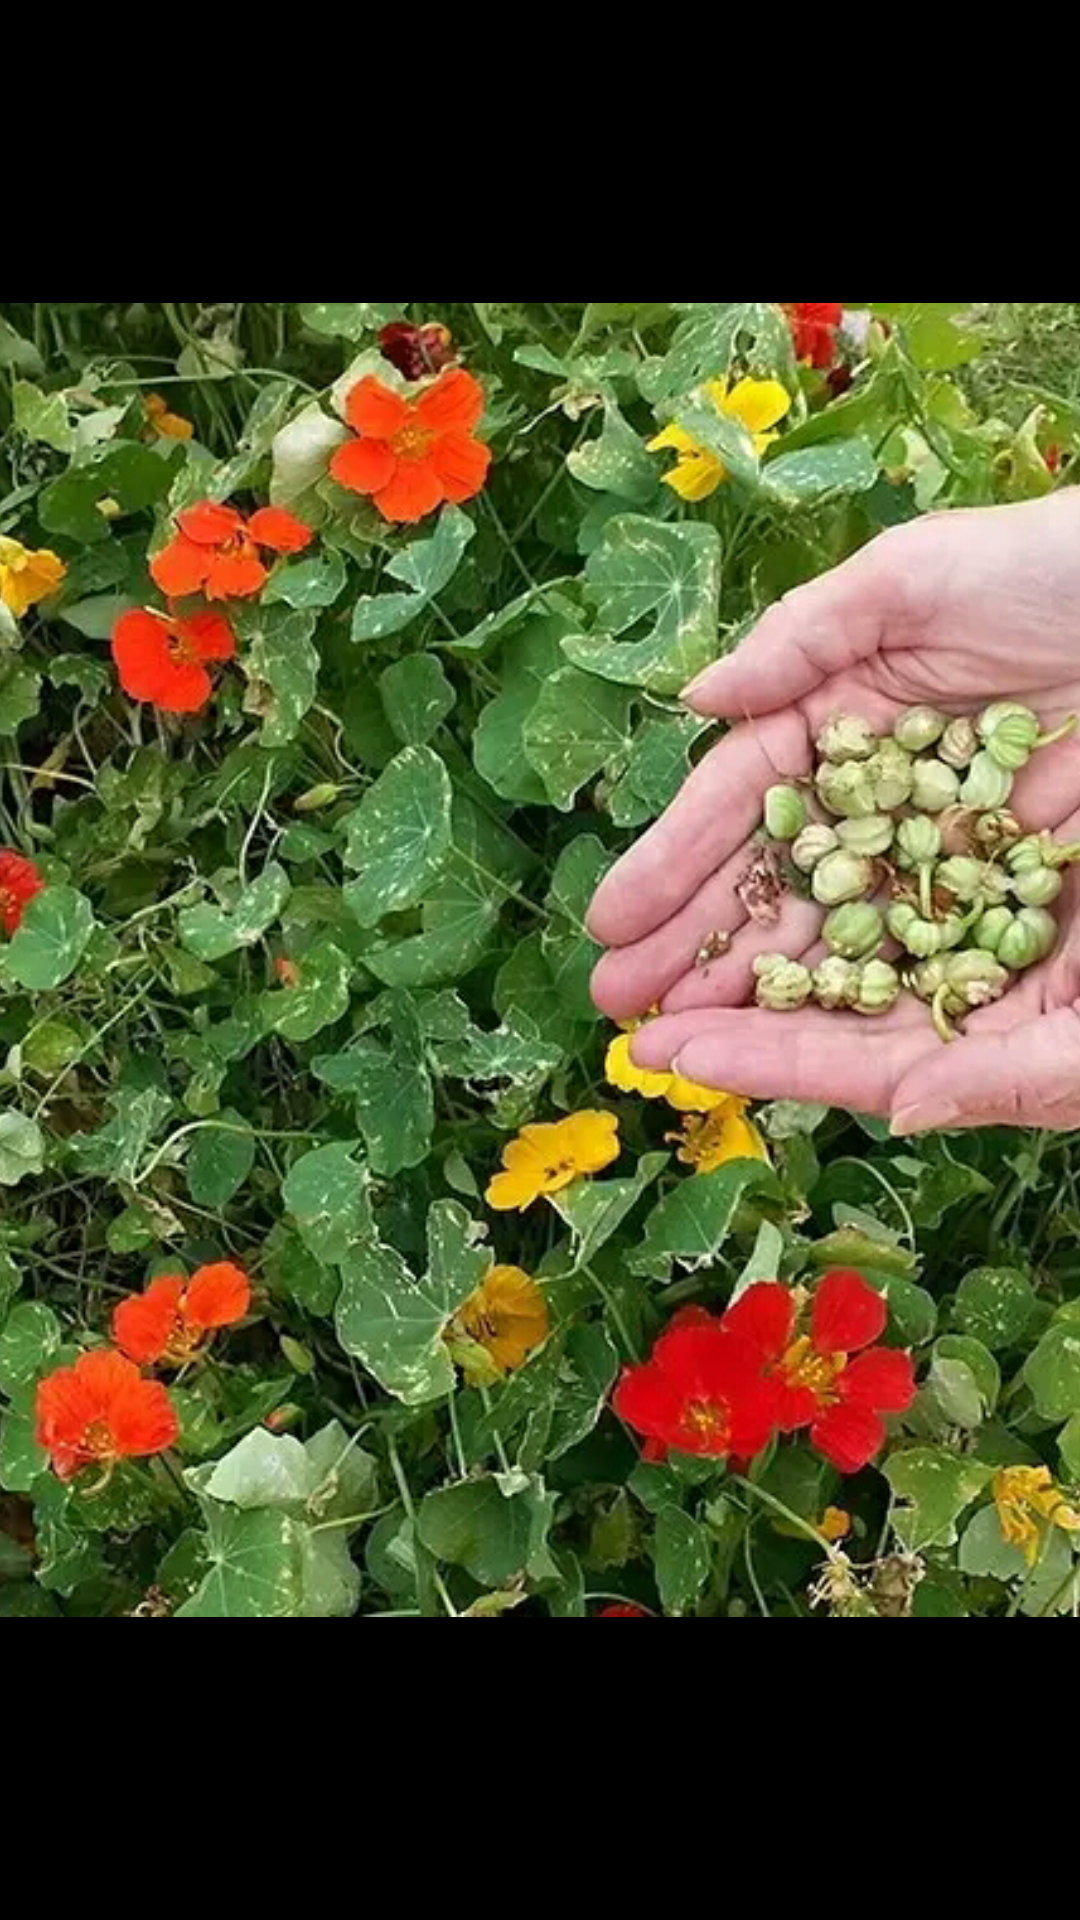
[977,864,1010,906]
[942,950,1010,1010]
[997,907,1057,971]
[753,956,813,1010]
[896,815,942,869]
[959,750,1014,810]
[854,959,901,1015]
[972,808,1023,853]
[816,714,877,762]
[910,758,961,813]
[886,903,963,957]
[894,705,947,753]
[935,855,985,903]
[866,740,913,811]
[978,700,1040,770]
[1011,866,1062,908]
[908,957,950,1002]
[938,716,979,769]
[812,955,860,1010]
[971,906,1014,955]
[836,814,894,856]
[823,902,884,960]
[815,759,876,818]
[1007,834,1048,874]
[812,849,874,907]
[790,824,839,872]
[764,784,807,841]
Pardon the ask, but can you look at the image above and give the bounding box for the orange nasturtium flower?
[113,1262,251,1367]
[0,536,66,617]
[0,849,44,934]
[993,1465,1080,1567]
[446,1266,550,1384]
[486,1111,620,1212]
[149,500,313,601]
[330,368,491,525]
[111,606,236,714]
[144,392,194,441]
[648,377,791,502]
[35,1348,179,1482]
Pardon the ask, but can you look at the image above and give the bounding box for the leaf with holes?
[563,515,722,694]
[335,1200,491,1406]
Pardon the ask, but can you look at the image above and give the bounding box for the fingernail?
[679,666,715,703]
[890,1101,960,1137]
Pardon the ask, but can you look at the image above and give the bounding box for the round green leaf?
[953,1267,1036,1349]
[5,887,95,990]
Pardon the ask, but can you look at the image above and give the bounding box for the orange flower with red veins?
[35,1349,178,1482]
[330,368,491,525]
[112,1262,251,1367]
[0,849,44,934]
[111,606,236,714]
[149,500,313,601]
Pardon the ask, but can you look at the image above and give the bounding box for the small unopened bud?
[294,783,339,812]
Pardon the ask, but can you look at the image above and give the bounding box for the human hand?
[587,491,1080,1131]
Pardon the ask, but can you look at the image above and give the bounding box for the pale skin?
[587,491,1080,1134]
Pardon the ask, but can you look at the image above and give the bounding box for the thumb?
[890,1007,1080,1134]
[682,532,902,718]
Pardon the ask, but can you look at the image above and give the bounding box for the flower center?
[81,1418,116,1460]
[166,624,198,665]
[681,1396,730,1447]
[780,1335,847,1402]
[542,1157,575,1185]
[163,1308,204,1365]
[391,423,436,460]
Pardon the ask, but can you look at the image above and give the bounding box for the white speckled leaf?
[177,1505,307,1618]
[239,607,319,746]
[262,547,347,611]
[281,1141,371,1267]
[761,437,878,505]
[630,1159,780,1280]
[549,1152,668,1269]
[379,653,456,745]
[299,303,405,340]
[335,1199,491,1406]
[567,403,660,504]
[884,1447,993,1553]
[5,886,94,989]
[361,793,525,988]
[473,616,569,804]
[179,863,291,962]
[351,506,474,642]
[341,746,452,927]
[523,667,635,810]
[313,991,432,1176]
[263,938,352,1043]
[563,514,722,694]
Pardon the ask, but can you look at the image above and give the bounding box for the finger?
[890,1006,1080,1133]
[660,896,821,1012]
[590,846,752,1021]
[680,533,904,718]
[630,1005,937,1114]
[586,708,809,949]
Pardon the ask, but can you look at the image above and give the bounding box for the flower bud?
[997,907,1057,970]
[959,750,1014,810]
[895,816,941,869]
[978,700,1040,770]
[823,902,884,959]
[812,955,860,1010]
[763,784,807,841]
[815,759,876,818]
[790,824,839,873]
[854,959,901,1015]
[753,956,813,1010]
[294,782,339,812]
[938,717,979,769]
[971,906,1014,955]
[1011,866,1062,908]
[893,705,947,753]
[816,714,876,762]
[836,814,894,857]
[812,849,874,907]
[866,740,913,811]
[910,758,961,813]
[935,855,985,904]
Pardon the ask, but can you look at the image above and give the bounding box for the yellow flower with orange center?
[0,537,66,617]
[144,392,194,441]
[992,1465,1080,1567]
[669,1103,769,1173]
[446,1265,550,1385]
[485,1110,620,1212]
[648,377,791,502]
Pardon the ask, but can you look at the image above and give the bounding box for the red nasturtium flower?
[111,606,236,714]
[613,1307,778,1463]
[0,849,44,934]
[113,1262,251,1367]
[379,320,456,381]
[330,368,491,525]
[786,302,843,370]
[149,500,313,601]
[722,1272,916,1474]
[35,1348,178,1481]
[598,1603,650,1617]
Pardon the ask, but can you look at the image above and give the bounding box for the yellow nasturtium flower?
[668,1102,769,1174]
[486,1111,619,1212]
[993,1465,1080,1567]
[144,392,195,441]
[605,1026,743,1116]
[0,537,66,617]
[648,377,791,502]
[446,1265,550,1385]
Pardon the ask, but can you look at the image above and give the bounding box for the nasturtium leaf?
[0,1113,45,1188]
[547,1324,621,1459]
[927,1356,984,1430]
[1023,1322,1080,1422]
[5,887,95,990]
[953,1267,1036,1350]
[379,653,456,746]
[872,304,986,372]
[447,579,578,654]
[0,318,42,375]
[341,745,452,927]
[606,710,709,826]
[178,863,291,962]
[761,437,879,506]
[48,649,114,696]
[473,616,571,803]
[654,1505,712,1616]
[542,834,612,1018]
[282,1141,370,1267]
[641,301,788,402]
[0,1393,46,1493]
[563,514,723,694]
[178,1505,308,1618]
[549,1152,668,1269]
[883,1447,993,1552]
[262,547,347,611]
[68,1085,173,1185]
[1058,1413,1080,1481]
[39,440,182,544]
[13,380,72,453]
[262,938,352,1043]
[934,1335,1000,1415]
[434,1014,563,1091]
[0,1301,61,1395]
[670,401,761,490]
[239,606,320,747]
[351,506,474,642]
[335,1199,491,1406]
[567,403,660,504]
[958,1504,1074,1613]
[873,1274,937,1347]
[523,666,635,811]
[417,1472,553,1586]
[270,401,348,513]
[957,1502,1029,1582]
[0,1252,19,1321]
[630,1160,781,1279]
[0,659,42,735]
[493,932,585,1054]
[186,1110,255,1208]
[300,303,405,339]
[362,794,526,989]
[314,991,432,1176]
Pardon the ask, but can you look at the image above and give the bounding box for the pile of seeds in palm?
[749,702,1079,1040]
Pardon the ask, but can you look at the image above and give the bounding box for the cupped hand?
[587,491,1080,1131]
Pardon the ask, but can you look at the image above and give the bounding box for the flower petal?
[427,430,491,504]
[810,1270,887,1355]
[107,1371,180,1459]
[605,1032,672,1099]
[721,1281,794,1363]
[204,545,267,600]
[330,436,397,497]
[247,506,314,554]
[647,424,698,455]
[560,1110,620,1174]
[111,611,212,713]
[665,1074,731,1113]
[177,501,244,545]
[113,1276,186,1363]
[373,460,446,525]
[344,375,410,441]
[838,1346,916,1414]
[182,610,236,662]
[185,1261,251,1331]
[663,453,724,501]
[415,367,485,434]
[149,534,211,597]
[810,1403,885,1474]
[722,377,791,434]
